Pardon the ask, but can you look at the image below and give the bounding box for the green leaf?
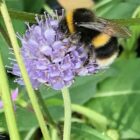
[23,0,45,13]
[86,59,140,139]
[96,0,139,18]
[69,67,117,104]
[5,0,24,11]
[0,111,7,131]
[0,22,11,47]
[125,0,140,5]
[16,107,38,131]
[0,33,10,65]
[2,10,36,23]
[120,25,140,58]
[47,105,64,122]
[70,72,114,104]
[0,106,38,131]
[95,59,140,93]
[0,19,25,66]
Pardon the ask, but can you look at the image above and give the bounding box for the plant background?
[0,0,140,139]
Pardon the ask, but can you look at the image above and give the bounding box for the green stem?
[0,1,51,140]
[72,104,108,131]
[51,126,59,140]
[35,90,56,127]
[0,53,21,140]
[61,87,72,140]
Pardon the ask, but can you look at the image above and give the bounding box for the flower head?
[11,14,99,90]
[0,88,18,109]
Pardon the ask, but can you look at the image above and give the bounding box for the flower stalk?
[0,0,51,139]
[61,87,72,140]
[0,53,20,140]
[72,104,109,131]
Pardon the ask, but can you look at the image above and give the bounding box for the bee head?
[73,8,95,24]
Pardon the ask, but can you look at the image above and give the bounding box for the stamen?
[40,15,43,22]
[55,9,59,21]
[14,78,23,83]
[10,62,16,65]
[9,51,15,55]
[8,58,16,62]
[35,14,42,25]
[43,12,49,28]
[16,32,22,40]
[8,47,13,50]
[47,13,51,21]
[7,70,14,74]
[44,11,48,19]
[5,65,13,69]
[46,14,52,28]
[25,22,31,30]
[0,135,5,138]
[50,10,55,20]
[62,9,65,18]
[35,14,39,23]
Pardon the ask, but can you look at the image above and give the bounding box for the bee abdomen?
[95,37,118,59]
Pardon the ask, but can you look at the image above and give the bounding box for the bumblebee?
[59,8,131,67]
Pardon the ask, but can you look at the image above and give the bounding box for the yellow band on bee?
[66,11,75,33]
[92,33,111,48]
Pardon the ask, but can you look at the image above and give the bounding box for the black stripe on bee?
[95,37,118,59]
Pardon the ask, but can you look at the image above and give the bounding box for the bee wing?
[77,18,131,38]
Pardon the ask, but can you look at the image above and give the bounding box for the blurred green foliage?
[0,0,140,139]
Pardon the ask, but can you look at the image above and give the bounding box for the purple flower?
[11,14,99,90]
[0,88,18,109]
